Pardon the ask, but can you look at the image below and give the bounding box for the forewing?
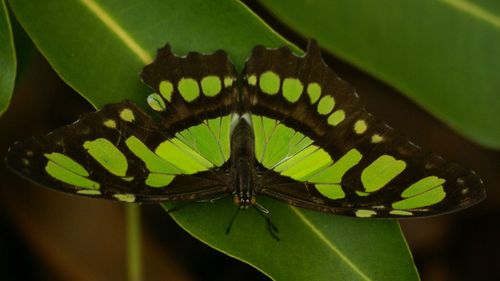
[245,41,486,218]
[140,44,238,130]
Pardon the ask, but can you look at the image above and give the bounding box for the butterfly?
[6,40,486,239]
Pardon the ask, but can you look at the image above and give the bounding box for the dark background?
[1,4,499,281]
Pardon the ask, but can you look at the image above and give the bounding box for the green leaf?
[0,0,16,116]
[164,198,418,281]
[9,0,418,280]
[9,0,292,108]
[259,0,500,149]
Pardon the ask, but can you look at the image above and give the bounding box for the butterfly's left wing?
[6,45,239,203]
[244,41,486,218]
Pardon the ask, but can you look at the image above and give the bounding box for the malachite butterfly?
[6,40,486,234]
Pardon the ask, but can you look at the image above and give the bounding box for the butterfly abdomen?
[230,113,257,208]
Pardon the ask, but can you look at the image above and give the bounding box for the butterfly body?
[230,113,258,208]
[6,40,485,220]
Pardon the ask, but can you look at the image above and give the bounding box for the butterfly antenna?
[226,207,241,235]
[254,202,280,241]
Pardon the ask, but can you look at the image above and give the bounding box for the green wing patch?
[174,115,231,167]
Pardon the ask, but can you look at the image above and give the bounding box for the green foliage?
[9,0,291,108]
[260,0,500,149]
[0,0,16,116]
[164,198,418,281]
[7,0,427,280]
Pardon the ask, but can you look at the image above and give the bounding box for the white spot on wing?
[371,134,384,143]
[113,193,136,203]
[104,119,117,129]
[407,140,420,149]
[354,120,367,134]
[389,210,413,216]
[120,108,135,122]
[355,209,377,218]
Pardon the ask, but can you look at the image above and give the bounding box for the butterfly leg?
[253,202,280,241]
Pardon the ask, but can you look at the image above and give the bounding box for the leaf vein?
[79,0,153,63]
[439,0,500,28]
[289,206,372,281]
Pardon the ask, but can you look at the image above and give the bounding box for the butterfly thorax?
[230,114,257,209]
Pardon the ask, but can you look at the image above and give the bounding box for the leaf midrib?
[439,0,500,28]
[79,0,152,63]
[289,206,372,281]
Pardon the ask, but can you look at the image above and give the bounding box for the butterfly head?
[233,194,257,209]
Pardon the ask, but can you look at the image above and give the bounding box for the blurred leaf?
[9,0,418,280]
[0,0,16,116]
[259,0,500,149]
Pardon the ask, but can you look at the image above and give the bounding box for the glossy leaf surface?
[259,0,500,149]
